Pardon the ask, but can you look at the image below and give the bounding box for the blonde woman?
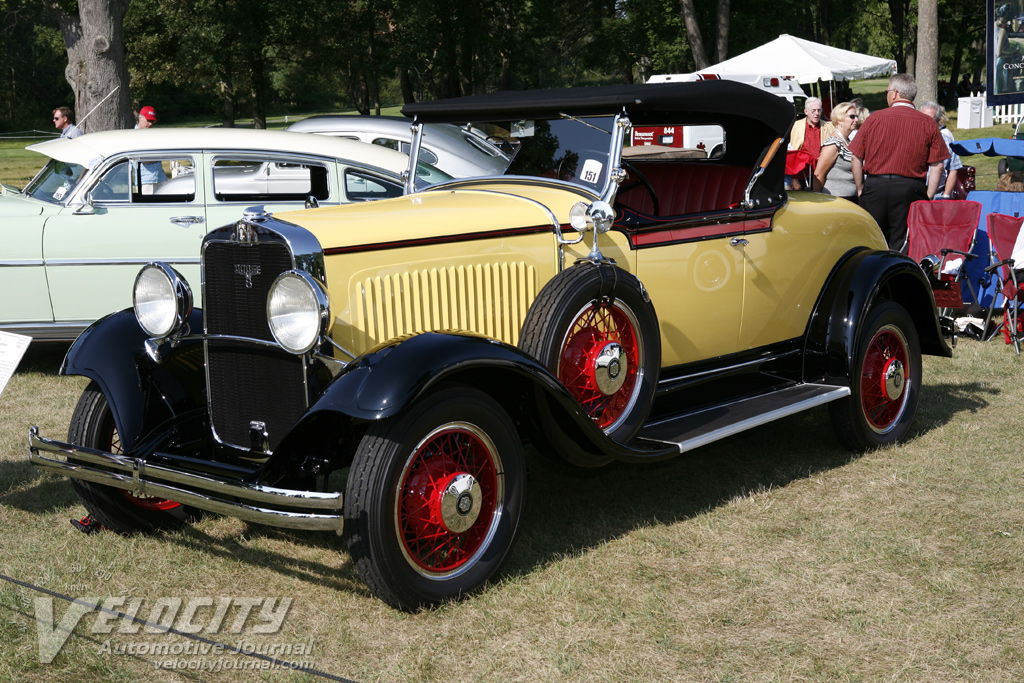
[814,101,860,202]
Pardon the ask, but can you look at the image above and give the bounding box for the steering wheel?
[619,161,660,216]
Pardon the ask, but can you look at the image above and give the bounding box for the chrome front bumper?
[28,427,344,534]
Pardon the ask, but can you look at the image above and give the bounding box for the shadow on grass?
[0,460,79,512]
[507,378,1001,578]
[10,378,999,604]
[168,525,369,597]
[913,381,999,432]
[15,342,71,376]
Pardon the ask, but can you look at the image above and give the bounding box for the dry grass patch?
[1,339,1023,681]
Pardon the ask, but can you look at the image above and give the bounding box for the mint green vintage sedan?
[0,128,432,341]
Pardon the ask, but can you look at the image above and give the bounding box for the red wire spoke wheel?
[68,382,192,532]
[558,300,642,431]
[829,302,921,452]
[518,264,660,454]
[346,385,525,610]
[395,423,501,577]
[100,418,181,512]
[860,324,911,433]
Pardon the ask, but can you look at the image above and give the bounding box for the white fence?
[992,100,1024,125]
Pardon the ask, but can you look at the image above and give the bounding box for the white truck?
[635,72,806,158]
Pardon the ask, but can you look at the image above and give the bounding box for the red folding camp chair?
[983,213,1024,354]
[906,199,982,316]
[785,150,815,190]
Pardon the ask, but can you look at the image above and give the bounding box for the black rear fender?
[805,249,951,386]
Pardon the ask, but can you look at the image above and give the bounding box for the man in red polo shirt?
[850,73,948,252]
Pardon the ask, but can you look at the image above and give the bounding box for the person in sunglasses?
[53,106,83,139]
[813,101,861,203]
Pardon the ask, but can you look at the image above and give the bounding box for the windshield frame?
[405,111,629,202]
[23,158,88,204]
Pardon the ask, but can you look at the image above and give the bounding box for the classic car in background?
[29,82,950,611]
[0,128,445,341]
[285,115,510,177]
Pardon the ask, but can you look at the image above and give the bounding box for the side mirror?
[72,200,95,215]
[305,195,319,209]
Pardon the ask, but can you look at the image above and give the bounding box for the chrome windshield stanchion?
[599,112,631,205]
[402,119,426,195]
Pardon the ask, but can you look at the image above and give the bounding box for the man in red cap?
[134,105,165,191]
[136,106,157,129]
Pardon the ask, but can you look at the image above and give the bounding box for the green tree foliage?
[0,0,74,130]
[0,0,992,132]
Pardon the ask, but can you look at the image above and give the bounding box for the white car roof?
[26,128,411,175]
[646,72,806,99]
[286,116,510,176]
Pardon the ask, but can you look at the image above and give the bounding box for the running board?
[637,383,850,454]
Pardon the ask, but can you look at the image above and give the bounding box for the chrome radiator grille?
[203,240,306,452]
[353,262,537,348]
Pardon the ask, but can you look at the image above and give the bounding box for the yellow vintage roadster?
[29,81,950,610]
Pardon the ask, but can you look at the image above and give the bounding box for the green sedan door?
[42,155,206,322]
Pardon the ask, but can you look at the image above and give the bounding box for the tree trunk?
[818,0,830,45]
[946,13,969,110]
[714,0,729,63]
[886,0,907,72]
[679,0,709,70]
[251,52,267,129]
[916,0,938,103]
[51,0,132,132]
[399,68,415,104]
[219,78,235,128]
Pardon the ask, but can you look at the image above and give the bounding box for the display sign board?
[989,0,1024,105]
[0,332,31,397]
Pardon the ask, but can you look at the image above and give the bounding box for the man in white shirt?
[53,107,83,139]
[918,101,963,199]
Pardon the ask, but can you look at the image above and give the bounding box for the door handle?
[730,237,748,247]
[170,216,205,227]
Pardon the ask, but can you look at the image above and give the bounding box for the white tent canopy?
[707,35,896,84]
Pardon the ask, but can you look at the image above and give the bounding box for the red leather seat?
[616,162,751,216]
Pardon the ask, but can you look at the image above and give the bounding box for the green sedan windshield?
[24,159,86,203]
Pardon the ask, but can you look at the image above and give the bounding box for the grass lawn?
[1,336,1022,681]
[2,86,1024,681]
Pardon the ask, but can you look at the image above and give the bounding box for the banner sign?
[990,0,1024,105]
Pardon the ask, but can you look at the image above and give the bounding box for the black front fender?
[62,309,207,450]
[804,248,951,386]
[269,332,675,473]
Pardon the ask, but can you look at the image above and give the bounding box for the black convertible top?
[403,81,796,141]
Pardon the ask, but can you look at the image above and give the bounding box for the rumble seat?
[616,162,751,217]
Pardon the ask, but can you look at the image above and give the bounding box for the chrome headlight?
[568,200,615,235]
[267,270,330,354]
[133,263,193,339]
[569,202,590,233]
